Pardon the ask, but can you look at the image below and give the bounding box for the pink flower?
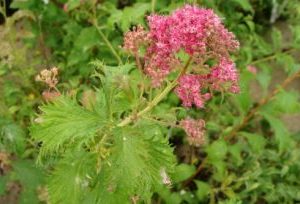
[143,5,239,86]
[210,58,240,93]
[247,65,257,75]
[123,25,150,54]
[122,5,240,108]
[175,75,211,108]
[180,118,206,146]
[63,4,68,12]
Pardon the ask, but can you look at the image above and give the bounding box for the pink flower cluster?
[123,25,149,54]
[123,5,240,108]
[175,75,211,108]
[180,118,206,146]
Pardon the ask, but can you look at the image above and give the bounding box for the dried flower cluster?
[36,67,59,88]
[36,67,61,101]
[180,118,206,146]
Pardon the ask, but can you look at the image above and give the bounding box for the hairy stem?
[182,69,300,187]
[118,57,192,127]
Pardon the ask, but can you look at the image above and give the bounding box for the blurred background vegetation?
[0,0,300,203]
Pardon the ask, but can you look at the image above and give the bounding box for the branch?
[93,20,123,65]
[118,57,192,127]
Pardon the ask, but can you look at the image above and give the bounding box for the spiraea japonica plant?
[31,5,240,203]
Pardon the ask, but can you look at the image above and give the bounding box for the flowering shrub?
[1,0,300,203]
[29,4,242,203]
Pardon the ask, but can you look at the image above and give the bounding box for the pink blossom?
[180,118,206,146]
[123,25,149,54]
[122,5,240,108]
[175,75,211,108]
[247,65,257,75]
[143,5,239,86]
[210,58,240,93]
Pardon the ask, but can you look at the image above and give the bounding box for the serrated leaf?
[30,96,106,159]
[48,152,97,204]
[96,124,175,203]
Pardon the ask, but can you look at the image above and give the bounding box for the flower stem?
[151,0,156,13]
[118,57,192,127]
[250,48,296,65]
[93,21,123,65]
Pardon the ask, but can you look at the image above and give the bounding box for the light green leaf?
[48,152,97,204]
[30,96,106,159]
[195,180,210,200]
[260,112,292,153]
[206,139,227,162]
[97,124,175,203]
[75,27,100,52]
[230,0,253,11]
[241,132,266,155]
[271,28,282,51]
[172,164,195,183]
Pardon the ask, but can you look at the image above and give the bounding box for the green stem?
[0,0,7,21]
[117,57,192,127]
[93,21,123,65]
[251,48,296,65]
[151,0,156,13]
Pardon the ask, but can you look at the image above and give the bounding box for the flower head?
[180,118,206,146]
[122,4,240,108]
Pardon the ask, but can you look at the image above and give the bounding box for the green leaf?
[271,90,300,114]
[96,124,175,203]
[30,96,106,159]
[260,112,292,153]
[66,0,81,11]
[230,0,253,11]
[47,152,97,204]
[74,27,100,52]
[206,139,228,180]
[271,28,282,51]
[172,164,195,183]
[206,139,228,162]
[195,180,210,200]
[11,160,45,204]
[241,132,266,155]
[0,119,26,155]
[109,3,151,31]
